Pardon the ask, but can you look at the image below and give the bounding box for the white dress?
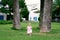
[27,26,32,34]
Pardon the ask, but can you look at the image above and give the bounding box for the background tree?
[52,0,60,22]
[0,0,14,20]
[0,0,29,29]
[19,0,29,20]
[40,0,53,32]
[0,0,29,21]
[13,0,20,29]
[20,7,29,20]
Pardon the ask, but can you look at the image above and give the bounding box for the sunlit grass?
[0,22,60,40]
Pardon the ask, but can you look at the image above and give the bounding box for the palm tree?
[39,0,44,29]
[13,0,20,29]
[40,0,53,32]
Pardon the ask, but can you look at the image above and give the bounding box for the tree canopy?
[52,0,60,19]
[0,0,29,20]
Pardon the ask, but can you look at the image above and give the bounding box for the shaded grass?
[0,22,60,40]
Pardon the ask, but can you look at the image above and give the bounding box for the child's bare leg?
[29,34,31,36]
[29,33,32,36]
[27,33,30,35]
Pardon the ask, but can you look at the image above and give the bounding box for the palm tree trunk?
[40,0,52,32]
[39,0,44,29]
[13,0,20,29]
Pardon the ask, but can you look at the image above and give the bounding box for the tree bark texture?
[13,0,20,29]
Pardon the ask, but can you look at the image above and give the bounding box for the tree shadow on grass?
[11,27,27,32]
[11,27,40,33]
[11,27,60,34]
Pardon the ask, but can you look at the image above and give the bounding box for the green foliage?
[1,0,13,13]
[38,17,40,21]
[20,7,29,20]
[0,0,29,20]
[0,7,10,13]
[1,0,26,13]
[19,0,26,8]
[52,0,60,11]
[2,0,13,6]
[19,0,29,20]
[0,20,12,24]
[20,14,23,22]
[52,0,60,21]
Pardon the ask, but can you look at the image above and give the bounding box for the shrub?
[0,20,12,24]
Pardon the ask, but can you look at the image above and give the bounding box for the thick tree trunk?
[13,0,20,29]
[40,0,52,32]
[39,0,44,28]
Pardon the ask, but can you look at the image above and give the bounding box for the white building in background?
[0,12,7,20]
[25,0,40,22]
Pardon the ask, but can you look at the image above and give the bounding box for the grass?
[0,21,60,40]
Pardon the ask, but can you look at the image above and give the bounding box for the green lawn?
[0,22,60,40]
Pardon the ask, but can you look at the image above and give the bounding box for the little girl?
[27,23,32,36]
